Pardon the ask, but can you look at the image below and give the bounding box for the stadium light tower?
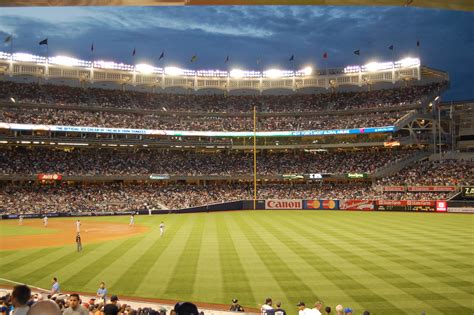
[165,66,184,76]
[264,69,283,78]
[135,63,155,74]
[230,69,245,78]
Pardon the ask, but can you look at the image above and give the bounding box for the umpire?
[76,232,82,252]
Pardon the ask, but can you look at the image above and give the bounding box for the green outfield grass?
[0,211,473,314]
[0,224,57,237]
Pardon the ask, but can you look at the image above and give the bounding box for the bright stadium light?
[10,97,15,103]
[135,63,155,74]
[230,69,245,78]
[165,66,184,76]
[363,61,394,72]
[301,66,312,76]
[49,55,91,67]
[12,53,47,63]
[395,57,420,68]
[264,69,283,78]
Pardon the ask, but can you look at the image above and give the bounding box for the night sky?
[0,6,473,100]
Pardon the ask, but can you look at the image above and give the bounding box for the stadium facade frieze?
[0,53,436,93]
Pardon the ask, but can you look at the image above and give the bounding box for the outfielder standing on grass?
[43,215,48,227]
[130,214,135,226]
[76,233,82,252]
[160,221,165,237]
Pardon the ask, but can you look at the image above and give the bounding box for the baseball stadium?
[0,2,473,315]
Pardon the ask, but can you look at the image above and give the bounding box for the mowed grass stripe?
[162,215,206,300]
[136,216,195,298]
[62,234,147,289]
[276,213,408,314]
[226,213,287,307]
[192,214,224,303]
[28,243,104,287]
[0,247,64,276]
[247,213,363,310]
[344,219,474,292]
[235,214,315,304]
[112,215,189,296]
[313,221,472,314]
[215,213,254,307]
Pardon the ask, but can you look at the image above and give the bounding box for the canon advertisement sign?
[265,199,303,210]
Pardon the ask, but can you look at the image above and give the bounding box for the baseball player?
[18,215,23,225]
[129,214,135,226]
[76,233,82,252]
[160,221,165,237]
[43,215,48,227]
[76,219,81,233]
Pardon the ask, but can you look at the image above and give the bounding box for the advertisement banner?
[346,173,369,179]
[265,199,303,210]
[462,187,474,198]
[436,200,448,212]
[383,186,406,192]
[305,200,339,210]
[407,186,456,192]
[340,200,375,210]
[37,174,62,181]
[149,174,170,180]
[376,200,436,211]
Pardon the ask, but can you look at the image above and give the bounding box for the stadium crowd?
[1,284,367,315]
[1,107,404,131]
[377,159,472,186]
[0,148,417,176]
[0,81,443,112]
[0,181,459,214]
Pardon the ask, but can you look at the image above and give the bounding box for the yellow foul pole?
[253,106,257,210]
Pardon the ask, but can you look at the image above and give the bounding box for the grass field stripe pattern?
[249,212,389,312]
[62,235,147,289]
[163,214,206,299]
[237,214,323,303]
[311,218,471,313]
[215,214,254,306]
[113,215,190,296]
[192,214,224,303]
[273,213,420,314]
[344,216,474,289]
[226,213,289,306]
[246,214,365,310]
[0,212,472,315]
[132,216,193,298]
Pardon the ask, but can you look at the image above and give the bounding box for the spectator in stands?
[344,308,353,315]
[335,305,344,315]
[51,278,60,296]
[313,301,323,315]
[261,298,273,315]
[324,306,331,315]
[229,299,244,312]
[96,282,107,303]
[62,293,88,315]
[103,295,119,315]
[274,302,286,315]
[11,285,31,315]
[27,300,61,315]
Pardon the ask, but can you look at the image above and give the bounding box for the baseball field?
[0,211,472,314]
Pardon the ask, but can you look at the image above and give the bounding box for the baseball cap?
[175,302,199,315]
[232,299,238,303]
[296,302,305,307]
[110,295,119,301]
[344,308,353,313]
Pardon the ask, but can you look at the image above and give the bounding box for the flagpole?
[253,105,257,210]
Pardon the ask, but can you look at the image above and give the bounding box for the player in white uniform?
[76,219,81,233]
[43,215,48,227]
[160,221,165,237]
[129,215,135,226]
[18,215,23,225]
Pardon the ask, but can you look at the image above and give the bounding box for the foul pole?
[253,106,257,210]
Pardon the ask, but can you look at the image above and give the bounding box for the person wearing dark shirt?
[274,302,286,315]
[229,299,244,312]
[103,295,119,315]
[76,233,82,252]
